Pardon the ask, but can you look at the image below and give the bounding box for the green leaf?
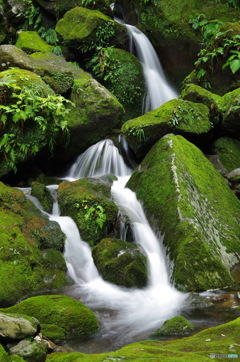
[230,59,240,74]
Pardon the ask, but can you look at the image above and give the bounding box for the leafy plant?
[74,198,107,231]
[79,22,115,54]
[0,81,72,172]
[23,0,42,31]
[128,126,146,142]
[223,50,240,74]
[80,0,96,8]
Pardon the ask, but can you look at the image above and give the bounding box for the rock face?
[58,178,119,245]
[0,312,40,340]
[127,134,240,291]
[3,295,99,338]
[92,238,148,288]
[0,182,67,307]
[122,99,212,159]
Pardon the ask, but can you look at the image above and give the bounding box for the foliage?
[214,0,240,9]
[190,15,240,86]
[80,0,96,8]
[78,22,115,54]
[74,198,107,231]
[0,81,72,172]
[128,126,146,142]
[22,0,42,31]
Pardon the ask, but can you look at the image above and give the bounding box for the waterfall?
[21,139,186,349]
[125,24,178,112]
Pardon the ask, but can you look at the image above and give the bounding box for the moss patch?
[212,137,240,173]
[15,31,54,54]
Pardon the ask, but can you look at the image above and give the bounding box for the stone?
[0,312,39,340]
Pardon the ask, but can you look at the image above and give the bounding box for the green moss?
[212,137,240,172]
[40,324,66,342]
[154,316,195,336]
[2,295,99,338]
[46,317,240,361]
[15,31,54,54]
[92,238,148,287]
[126,134,240,291]
[122,98,211,158]
[58,178,118,245]
[221,88,240,138]
[31,182,53,213]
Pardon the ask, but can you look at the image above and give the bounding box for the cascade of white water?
[64,139,132,181]
[124,24,178,112]
[20,139,186,349]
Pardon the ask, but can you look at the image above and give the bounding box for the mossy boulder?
[122,98,212,159]
[90,47,145,121]
[58,178,118,245]
[0,182,67,306]
[180,83,225,126]
[55,7,128,55]
[31,182,53,214]
[9,339,48,362]
[0,45,74,94]
[92,238,148,288]
[153,316,195,336]
[2,295,99,338]
[15,31,54,54]
[40,324,66,342]
[221,88,240,139]
[211,137,240,173]
[127,134,240,291]
[56,77,124,162]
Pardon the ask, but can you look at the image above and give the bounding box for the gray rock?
[0,312,39,340]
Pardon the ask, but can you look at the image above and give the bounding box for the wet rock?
[0,312,39,340]
[153,315,195,336]
[9,339,48,362]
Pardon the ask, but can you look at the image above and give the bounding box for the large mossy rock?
[9,339,48,362]
[55,7,128,55]
[57,77,124,162]
[58,178,118,245]
[92,238,148,288]
[211,137,240,173]
[0,45,74,94]
[127,134,240,291]
[0,182,67,306]
[90,47,145,121]
[15,31,54,54]
[46,316,240,361]
[121,99,212,159]
[2,295,99,339]
[153,316,195,336]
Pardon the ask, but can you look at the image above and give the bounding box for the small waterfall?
[64,139,132,181]
[125,24,178,112]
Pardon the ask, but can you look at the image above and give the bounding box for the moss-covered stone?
[40,324,66,342]
[55,7,128,53]
[45,316,240,361]
[58,178,118,245]
[122,98,212,159]
[153,316,195,336]
[180,83,225,126]
[0,182,67,306]
[15,31,54,54]
[2,295,99,338]
[0,312,40,340]
[92,238,148,287]
[221,88,240,139]
[9,339,48,361]
[90,47,145,121]
[212,137,240,173]
[31,182,53,213]
[127,134,240,291]
[0,45,74,94]
[55,77,124,162]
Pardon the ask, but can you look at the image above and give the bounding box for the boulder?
[15,31,54,54]
[221,88,240,139]
[31,182,53,214]
[0,182,67,306]
[55,7,128,55]
[3,295,99,338]
[211,137,240,173]
[9,339,48,362]
[58,178,118,245]
[122,99,212,159]
[88,47,145,121]
[55,77,124,162]
[180,83,225,126]
[0,312,39,340]
[127,134,240,291]
[0,45,74,94]
[153,316,195,336]
[92,238,148,288]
